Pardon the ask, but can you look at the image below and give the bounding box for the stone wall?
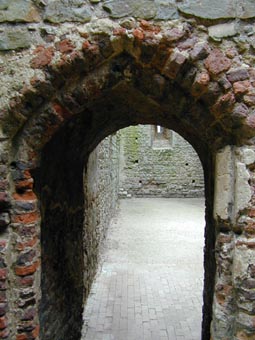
[119,125,204,197]
[84,132,120,278]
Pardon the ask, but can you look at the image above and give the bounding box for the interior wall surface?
[119,124,204,197]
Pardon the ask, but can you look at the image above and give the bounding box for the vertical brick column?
[10,161,40,340]
[0,140,12,339]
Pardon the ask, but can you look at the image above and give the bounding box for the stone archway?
[1,20,255,340]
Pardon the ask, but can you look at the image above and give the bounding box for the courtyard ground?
[81,198,205,340]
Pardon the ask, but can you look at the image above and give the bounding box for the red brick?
[16,334,28,340]
[113,27,127,36]
[32,325,39,338]
[0,303,7,316]
[17,276,34,288]
[0,316,8,329]
[55,39,74,54]
[0,269,7,281]
[248,209,255,217]
[216,284,233,306]
[30,46,54,69]
[15,261,40,277]
[140,20,160,33]
[13,191,37,201]
[211,92,235,117]
[244,92,255,106]
[233,80,250,95]
[52,102,72,120]
[12,212,39,224]
[16,237,38,251]
[133,28,144,40]
[163,27,186,43]
[191,71,210,97]
[0,328,9,338]
[15,179,33,191]
[236,240,255,249]
[244,222,255,236]
[0,292,7,303]
[205,49,231,75]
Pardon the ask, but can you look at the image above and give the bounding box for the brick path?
[81,198,204,340]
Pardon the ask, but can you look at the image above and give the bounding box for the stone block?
[0,0,40,23]
[0,213,10,228]
[178,0,255,20]
[227,68,250,83]
[163,50,187,80]
[214,145,234,221]
[208,23,237,40]
[234,161,252,215]
[155,0,179,20]
[0,29,31,50]
[103,0,157,19]
[44,0,92,23]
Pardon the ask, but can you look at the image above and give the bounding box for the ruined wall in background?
[119,125,204,197]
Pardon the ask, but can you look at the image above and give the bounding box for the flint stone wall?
[119,125,204,197]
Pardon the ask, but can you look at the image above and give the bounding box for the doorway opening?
[81,125,205,339]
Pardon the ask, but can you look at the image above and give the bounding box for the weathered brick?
[12,212,39,224]
[227,68,250,83]
[0,316,8,329]
[0,303,8,316]
[13,191,37,201]
[16,334,28,340]
[0,328,9,338]
[15,261,39,277]
[205,49,231,75]
[233,80,251,95]
[16,237,38,251]
[0,269,7,281]
[191,71,210,97]
[16,250,36,266]
[163,50,187,79]
[17,276,34,288]
[162,27,186,43]
[21,308,36,321]
[211,92,235,117]
[0,291,7,303]
[30,46,54,69]
[133,28,144,40]
[15,179,33,191]
[55,39,75,54]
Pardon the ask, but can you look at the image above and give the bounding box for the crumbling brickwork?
[1,1,255,339]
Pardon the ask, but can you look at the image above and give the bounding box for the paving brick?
[81,198,204,340]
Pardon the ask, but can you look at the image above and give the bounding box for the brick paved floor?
[81,198,205,340]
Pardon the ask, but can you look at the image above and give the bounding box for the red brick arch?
[2,20,255,340]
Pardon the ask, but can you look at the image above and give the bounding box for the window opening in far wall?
[152,125,174,150]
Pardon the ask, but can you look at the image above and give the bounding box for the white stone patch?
[234,161,252,215]
[214,146,253,221]
[233,239,255,284]
[208,22,237,40]
[239,147,255,165]
[214,146,234,220]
